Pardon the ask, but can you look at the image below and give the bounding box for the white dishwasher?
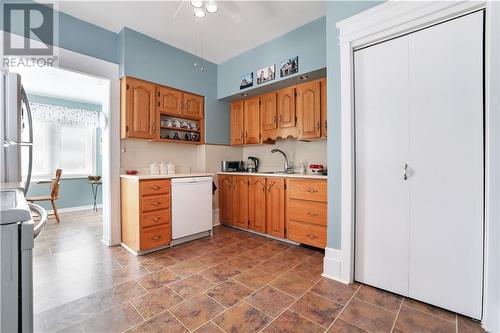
[171,177,213,244]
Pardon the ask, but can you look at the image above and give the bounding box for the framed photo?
[240,72,253,90]
[257,64,275,84]
[280,56,299,77]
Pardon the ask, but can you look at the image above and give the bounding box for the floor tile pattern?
[34,210,485,333]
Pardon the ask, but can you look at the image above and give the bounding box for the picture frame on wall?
[280,56,299,77]
[257,64,275,84]
[240,72,254,90]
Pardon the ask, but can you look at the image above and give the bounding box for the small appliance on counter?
[246,156,260,173]
[221,161,245,172]
[309,164,325,174]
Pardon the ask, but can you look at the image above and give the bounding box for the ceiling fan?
[172,0,244,23]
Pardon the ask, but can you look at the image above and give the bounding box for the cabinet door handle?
[307,211,319,217]
[152,217,162,221]
[151,201,162,206]
[152,235,162,240]
[306,187,318,193]
[307,234,317,239]
[316,121,320,130]
[151,186,162,190]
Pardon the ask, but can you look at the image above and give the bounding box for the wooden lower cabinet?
[218,175,233,225]
[233,176,249,229]
[218,175,327,249]
[286,179,327,248]
[121,178,172,253]
[249,177,266,233]
[266,178,285,238]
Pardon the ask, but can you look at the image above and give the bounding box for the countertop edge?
[217,172,327,180]
[120,173,214,180]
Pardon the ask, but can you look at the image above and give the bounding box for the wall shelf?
[160,125,200,133]
[157,138,202,145]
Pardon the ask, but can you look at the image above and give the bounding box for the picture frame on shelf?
[280,56,299,77]
[257,64,275,84]
[240,72,253,90]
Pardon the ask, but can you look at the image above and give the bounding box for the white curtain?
[29,102,99,128]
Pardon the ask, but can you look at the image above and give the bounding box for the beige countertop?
[120,173,213,180]
[217,171,327,180]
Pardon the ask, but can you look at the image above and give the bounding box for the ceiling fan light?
[190,0,203,8]
[206,0,218,13]
[193,7,206,18]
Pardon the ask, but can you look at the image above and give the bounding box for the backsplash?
[120,139,204,174]
[120,138,326,174]
[243,139,327,172]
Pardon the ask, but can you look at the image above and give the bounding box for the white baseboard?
[323,247,351,284]
[46,204,102,215]
[213,208,220,226]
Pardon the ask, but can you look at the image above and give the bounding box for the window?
[30,122,96,178]
[23,102,99,179]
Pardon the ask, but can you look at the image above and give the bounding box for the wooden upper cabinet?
[266,178,285,238]
[244,97,261,144]
[277,87,296,129]
[260,93,277,140]
[183,93,204,119]
[218,175,233,225]
[231,100,244,145]
[121,77,156,139]
[157,86,183,116]
[249,177,266,233]
[297,80,321,139]
[232,176,249,228]
[320,78,327,137]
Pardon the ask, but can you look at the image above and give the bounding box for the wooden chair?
[27,169,63,223]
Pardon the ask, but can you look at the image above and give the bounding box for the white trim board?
[45,204,102,215]
[333,1,500,331]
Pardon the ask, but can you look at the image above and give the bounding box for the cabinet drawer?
[287,179,326,202]
[288,199,326,226]
[141,209,170,228]
[287,220,326,248]
[141,195,169,212]
[140,180,170,196]
[140,224,170,250]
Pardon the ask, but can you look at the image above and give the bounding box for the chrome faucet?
[271,149,293,174]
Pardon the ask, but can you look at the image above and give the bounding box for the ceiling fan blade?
[172,0,186,20]
[220,1,244,24]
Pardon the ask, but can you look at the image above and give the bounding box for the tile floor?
[33,210,485,333]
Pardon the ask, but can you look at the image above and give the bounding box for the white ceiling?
[11,66,108,104]
[54,1,326,64]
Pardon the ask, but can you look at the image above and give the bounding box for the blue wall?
[26,95,103,210]
[326,1,382,249]
[119,28,230,144]
[217,17,326,99]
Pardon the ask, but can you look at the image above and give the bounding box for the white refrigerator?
[0,71,48,332]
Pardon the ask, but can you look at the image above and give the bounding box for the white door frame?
[53,47,121,246]
[1,31,122,246]
[329,1,500,331]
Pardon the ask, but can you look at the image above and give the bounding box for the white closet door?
[408,11,484,319]
[354,36,411,296]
